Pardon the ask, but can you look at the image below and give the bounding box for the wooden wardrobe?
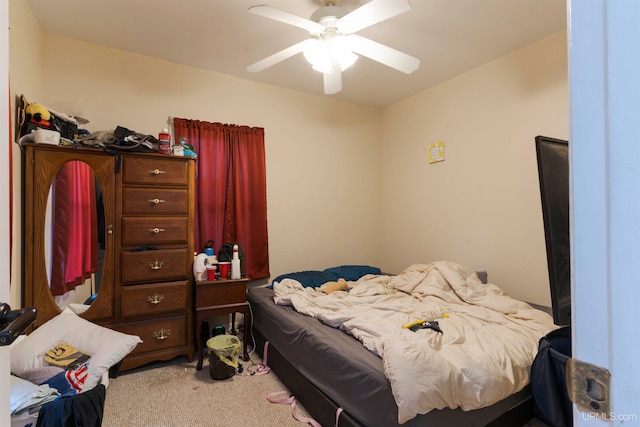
[23,143,195,370]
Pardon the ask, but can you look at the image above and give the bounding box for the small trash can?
[206,334,241,380]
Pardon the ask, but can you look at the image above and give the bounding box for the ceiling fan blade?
[347,34,420,74]
[247,40,311,72]
[337,0,412,34]
[248,5,325,33]
[323,66,342,95]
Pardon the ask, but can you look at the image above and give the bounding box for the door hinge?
[567,357,611,415]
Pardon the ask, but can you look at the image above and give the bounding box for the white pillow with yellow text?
[10,308,141,391]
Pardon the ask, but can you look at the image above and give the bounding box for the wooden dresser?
[112,154,195,370]
[22,145,196,372]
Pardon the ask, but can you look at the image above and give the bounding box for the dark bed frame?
[246,134,572,425]
[251,327,535,427]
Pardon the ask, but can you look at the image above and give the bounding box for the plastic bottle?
[171,144,184,156]
[193,252,208,282]
[180,137,197,158]
[158,128,171,154]
[203,240,215,256]
[231,244,241,279]
[172,136,185,156]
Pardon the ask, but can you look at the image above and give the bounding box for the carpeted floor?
[103,351,549,427]
[102,352,311,427]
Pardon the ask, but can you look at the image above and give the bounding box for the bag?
[75,126,157,152]
[530,326,573,427]
[217,242,244,273]
[206,334,241,380]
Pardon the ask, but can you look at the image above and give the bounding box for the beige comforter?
[272,261,557,424]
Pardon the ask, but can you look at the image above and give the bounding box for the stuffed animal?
[25,103,51,125]
[317,278,348,294]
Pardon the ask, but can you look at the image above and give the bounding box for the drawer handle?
[148,227,166,234]
[148,198,166,205]
[153,328,171,341]
[147,293,165,304]
[149,169,166,175]
[149,260,165,270]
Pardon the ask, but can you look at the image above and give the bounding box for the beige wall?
[8,0,45,307]
[381,32,568,305]
[9,5,384,306]
[8,0,568,308]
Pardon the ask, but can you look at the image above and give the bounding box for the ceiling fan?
[247,0,420,95]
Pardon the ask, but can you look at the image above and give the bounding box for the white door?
[1,0,12,424]
[569,0,640,425]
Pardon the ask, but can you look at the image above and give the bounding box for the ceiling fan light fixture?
[303,37,358,73]
[247,0,420,95]
[310,5,348,26]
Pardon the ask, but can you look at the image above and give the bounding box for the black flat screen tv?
[535,135,571,326]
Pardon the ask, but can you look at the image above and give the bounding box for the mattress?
[248,286,535,427]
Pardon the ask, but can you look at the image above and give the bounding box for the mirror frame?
[24,145,115,327]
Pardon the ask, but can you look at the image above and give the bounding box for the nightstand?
[195,277,250,371]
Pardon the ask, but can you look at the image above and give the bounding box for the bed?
[248,261,556,427]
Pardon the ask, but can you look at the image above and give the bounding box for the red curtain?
[173,118,270,280]
[50,161,99,296]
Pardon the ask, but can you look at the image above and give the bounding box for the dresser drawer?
[122,156,189,186]
[121,280,188,317]
[196,280,247,308]
[121,248,190,283]
[115,316,187,355]
[121,216,189,245]
[122,188,189,215]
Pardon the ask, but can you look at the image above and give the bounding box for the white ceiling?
[25,0,567,109]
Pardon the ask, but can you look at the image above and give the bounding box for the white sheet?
[273,261,557,423]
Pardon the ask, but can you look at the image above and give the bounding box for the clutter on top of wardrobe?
[16,95,201,158]
[17,95,81,147]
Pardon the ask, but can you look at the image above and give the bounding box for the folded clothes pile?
[10,375,59,416]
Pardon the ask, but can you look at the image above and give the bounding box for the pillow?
[323,265,382,281]
[10,308,141,391]
[271,270,339,288]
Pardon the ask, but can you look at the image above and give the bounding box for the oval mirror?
[43,160,106,313]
